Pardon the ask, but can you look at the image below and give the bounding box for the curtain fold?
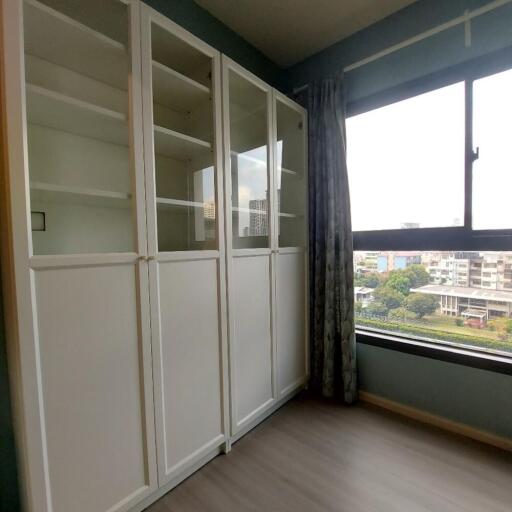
[302,76,357,403]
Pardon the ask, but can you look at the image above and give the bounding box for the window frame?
[348,47,512,365]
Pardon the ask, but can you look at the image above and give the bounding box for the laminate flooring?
[145,393,512,512]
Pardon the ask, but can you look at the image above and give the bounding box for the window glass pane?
[228,70,269,249]
[354,251,512,355]
[150,21,216,252]
[25,0,134,255]
[346,83,465,231]
[473,68,512,230]
[276,100,307,248]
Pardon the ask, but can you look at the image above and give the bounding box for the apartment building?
[424,252,512,291]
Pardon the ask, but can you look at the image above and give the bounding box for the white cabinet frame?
[0,2,158,511]
[140,4,231,488]
[272,90,310,399]
[221,56,279,435]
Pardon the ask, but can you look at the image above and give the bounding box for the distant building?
[424,252,512,291]
[354,252,379,274]
[411,284,512,320]
[354,287,374,307]
[377,251,422,272]
[249,199,268,236]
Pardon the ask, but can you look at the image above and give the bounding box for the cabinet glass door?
[228,70,270,249]
[275,97,307,248]
[24,0,138,255]
[145,20,217,252]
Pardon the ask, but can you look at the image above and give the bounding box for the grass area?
[422,315,503,341]
[355,313,512,354]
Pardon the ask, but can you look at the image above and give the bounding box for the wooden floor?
[146,394,512,512]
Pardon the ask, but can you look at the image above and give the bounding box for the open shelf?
[30,181,131,208]
[24,0,128,90]
[231,150,266,167]
[154,125,211,160]
[152,60,210,113]
[279,212,302,219]
[156,197,210,211]
[232,206,268,215]
[26,84,128,146]
[280,167,302,178]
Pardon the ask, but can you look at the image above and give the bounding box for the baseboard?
[359,391,512,453]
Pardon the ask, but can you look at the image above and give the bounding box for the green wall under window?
[0,274,19,511]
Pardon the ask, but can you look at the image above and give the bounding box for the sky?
[346,68,512,231]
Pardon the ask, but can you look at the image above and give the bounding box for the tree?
[403,265,430,289]
[389,307,416,321]
[385,271,411,296]
[366,302,389,317]
[405,293,438,318]
[487,318,512,341]
[373,287,405,310]
[355,272,382,289]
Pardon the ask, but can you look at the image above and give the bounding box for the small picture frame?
[31,211,46,232]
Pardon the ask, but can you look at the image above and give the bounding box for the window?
[347,83,465,232]
[348,64,512,358]
[354,251,512,355]
[473,68,512,229]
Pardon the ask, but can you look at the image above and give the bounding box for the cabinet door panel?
[34,263,154,512]
[232,255,274,426]
[276,252,307,397]
[153,258,225,480]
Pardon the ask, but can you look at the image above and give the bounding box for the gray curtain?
[299,76,357,403]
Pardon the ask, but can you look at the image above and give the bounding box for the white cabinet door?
[276,250,308,397]
[2,1,157,511]
[222,57,277,434]
[140,5,229,486]
[273,92,309,399]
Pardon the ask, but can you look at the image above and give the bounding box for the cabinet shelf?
[231,150,266,167]
[152,60,210,113]
[24,0,128,90]
[279,212,302,219]
[280,167,301,178]
[154,125,211,160]
[27,84,128,146]
[156,197,210,211]
[232,206,268,215]
[30,181,131,208]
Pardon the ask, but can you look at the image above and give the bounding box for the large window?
[347,65,512,357]
[347,83,465,232]
[354,251,512,355]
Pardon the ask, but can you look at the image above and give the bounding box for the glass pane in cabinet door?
[24,0,136,255]
[276,100,306,248]
[229,71,269,249]
[150,22,216,251]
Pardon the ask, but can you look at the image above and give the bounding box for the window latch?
[471,146,480,162]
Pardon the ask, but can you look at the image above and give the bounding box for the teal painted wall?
[287,0,512,440]
[0,273,20,511]
[358,344,512,439]
[144,0,286,89]
[288,0,512,104]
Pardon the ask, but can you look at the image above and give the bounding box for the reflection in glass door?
[228,70,270,249]
[275,97,307,248]
[147,20,217,251]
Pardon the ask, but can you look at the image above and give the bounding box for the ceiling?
[195,0,417,67]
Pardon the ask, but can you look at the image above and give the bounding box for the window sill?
[356,328,512,376]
